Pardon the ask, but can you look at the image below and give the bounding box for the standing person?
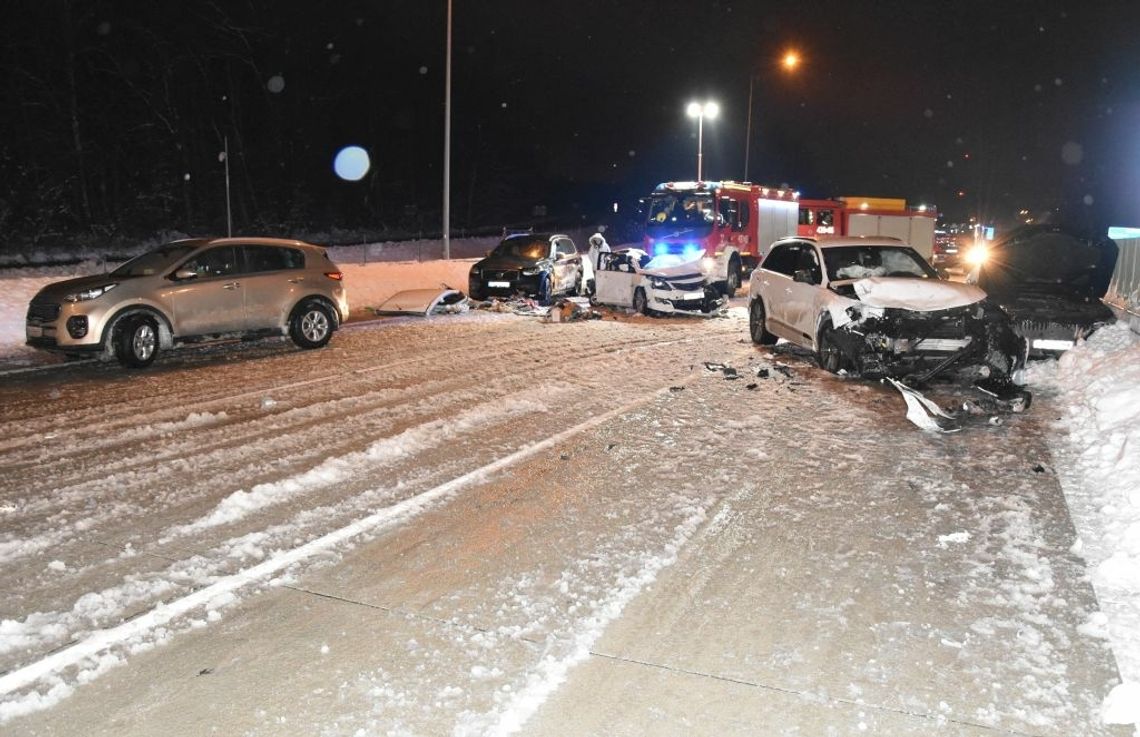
[587,232,610,270]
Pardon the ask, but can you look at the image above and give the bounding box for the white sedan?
[748,236,1026,388]
[592,249,725,317]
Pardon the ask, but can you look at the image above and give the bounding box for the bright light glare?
[964,245,989,266]
[333,146,371,181]
[782,51,800,71]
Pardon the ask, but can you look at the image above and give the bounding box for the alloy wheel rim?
[302,310,329,341]
[134,324,156,361]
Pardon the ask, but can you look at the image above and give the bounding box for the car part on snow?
[373,288,469,316]
[888,378,960,433]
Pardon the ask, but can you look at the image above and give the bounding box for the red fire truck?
[642,181,799,296]
[798,197,938,260]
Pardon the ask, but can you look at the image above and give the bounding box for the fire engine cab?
[798,197,938,261]
[642,181,799,296]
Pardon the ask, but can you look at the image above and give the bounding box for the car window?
[492,238,547,260]
[795,246,823,284]
[554,238,576,258]
[243,245,305,273]
[825,246,936,281]
[762,244,799,277]
[181,246,239,278]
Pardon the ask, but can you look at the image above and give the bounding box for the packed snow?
[0,241,1138,733]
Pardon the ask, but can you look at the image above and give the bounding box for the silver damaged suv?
[25,237,349,367]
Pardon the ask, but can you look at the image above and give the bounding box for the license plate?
[26,325,43,338]
[682,291,704,300]
[488,281,510,288]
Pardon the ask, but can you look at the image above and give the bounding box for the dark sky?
[3,0,1139,241]
[440,0,1140,229]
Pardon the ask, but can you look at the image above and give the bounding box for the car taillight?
[324,271,343,281]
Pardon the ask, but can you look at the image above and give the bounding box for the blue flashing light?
[653,241,669,257]
[681,243,703,260]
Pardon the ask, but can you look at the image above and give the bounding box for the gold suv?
[25,237,349,367]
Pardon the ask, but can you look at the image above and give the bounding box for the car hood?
[975,225,1118,300]
[473,254,546,271]
[847,277,986,312]
[33,274,125,301]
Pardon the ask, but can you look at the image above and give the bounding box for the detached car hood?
[850,277,986,312]
[976,225,1118,300]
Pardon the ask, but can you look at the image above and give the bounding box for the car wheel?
[537,274,553,306]
[748,299,777,345]
[114,314,159,368]
[633,287,648,315]
[724,255,742,298]
[290,301,334,349]
[816,319,846,373]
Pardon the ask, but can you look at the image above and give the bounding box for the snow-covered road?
[0,308,1130,735]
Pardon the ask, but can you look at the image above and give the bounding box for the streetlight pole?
[686,100,719,181]
[442,0,453,260]
[744,50,800,183]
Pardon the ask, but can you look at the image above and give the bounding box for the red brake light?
[324,271,343,281]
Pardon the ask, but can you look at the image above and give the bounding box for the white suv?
[26,237,349,368]
[748,236,1025,389]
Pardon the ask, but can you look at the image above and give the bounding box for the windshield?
[824,246,937,282]
[491,237,549,261]
[111,241,204,277]
[644,193,716,237]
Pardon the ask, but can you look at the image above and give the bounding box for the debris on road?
[544,298,602,323]
[372,288,470,317]
[703,362,739,379]
[887,377,961,433]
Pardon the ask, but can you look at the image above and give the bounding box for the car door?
[754,243,800,342]
[168,245,245,336]
[551,237,580,294]
[594,251,636,307]
[238,244,307,330]
[784,244,825,345]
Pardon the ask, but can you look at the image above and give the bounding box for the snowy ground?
[0,253,1138,734]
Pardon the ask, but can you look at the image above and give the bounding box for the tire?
[114,314,159,368]
[724,255,742,298]
[633,287,648,315]
[537,274,553,306]
[748,299,777,345]
[289,301,335,350]
[815,319,846,373]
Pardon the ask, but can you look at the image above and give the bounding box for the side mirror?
[793,269,815,284]
[173,268,198,281]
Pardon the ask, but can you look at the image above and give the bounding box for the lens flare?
[334,146,371,181]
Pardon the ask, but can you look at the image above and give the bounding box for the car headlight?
[64,283,118,302]
[521,267,541,276]
[469,267,480,276]
[963,245,989,266]
[649,277,669,289]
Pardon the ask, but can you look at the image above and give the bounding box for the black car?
[468,233,584,304]
[970,224,1118,357]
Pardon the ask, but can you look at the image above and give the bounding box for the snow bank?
[1029,322,1140,727]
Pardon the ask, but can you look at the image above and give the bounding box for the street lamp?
[744,49,801,181]
[686,100,719,181]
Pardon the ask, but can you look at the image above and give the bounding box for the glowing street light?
[686,100,719,181]
[744,48,801,181]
